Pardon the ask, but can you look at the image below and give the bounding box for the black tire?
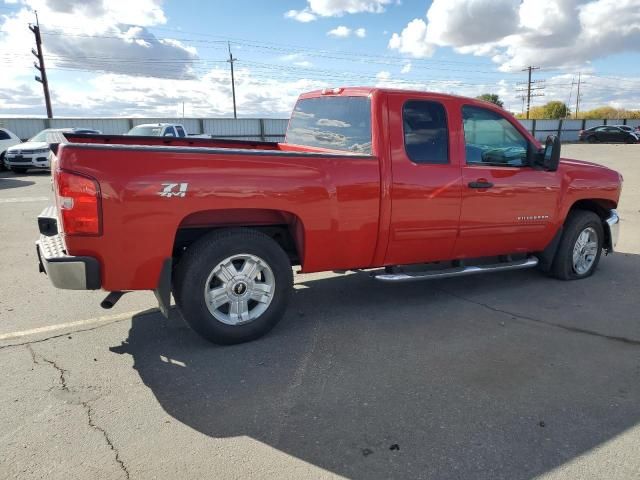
[586,136,598,144]
[551,210,603,280]
[11,167,28,174]
[626,136,637,144]
[173,228,293,345]
[0,153,5,172]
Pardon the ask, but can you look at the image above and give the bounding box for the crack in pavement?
[439,288,640,347]
[82,401,131,480]
[25,345,131,479]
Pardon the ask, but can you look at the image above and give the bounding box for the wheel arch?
[171,208,305,267]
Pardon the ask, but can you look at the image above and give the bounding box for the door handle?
[468,180,494,189]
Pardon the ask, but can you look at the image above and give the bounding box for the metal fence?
[517,118,640,142]
[1,116,639,143]
[0,117,289,142]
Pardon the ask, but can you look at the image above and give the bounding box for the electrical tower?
[574,72,583,119]
[29,11,52,119]
[227,42,237,119]
[515,66,544,119]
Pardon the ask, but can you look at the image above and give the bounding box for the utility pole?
[574,72,582,120]
[29,11,52,119]
[227,41,237,119]
[515,66,544,119]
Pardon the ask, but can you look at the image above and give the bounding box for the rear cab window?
[176,126,186,137]
[285,96,372,154]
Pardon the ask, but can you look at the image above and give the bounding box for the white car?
[126,123,187,137]
[0,128,22,171]
[5,128,100,174]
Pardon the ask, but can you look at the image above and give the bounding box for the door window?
[176,126,186,137]
[402,100,448,164]
[462,106,528,167]
[0,129,10,140]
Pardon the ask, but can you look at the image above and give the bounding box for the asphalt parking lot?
[1,144,639,480]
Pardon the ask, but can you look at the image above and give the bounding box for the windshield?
[285,96,372,154]
[128,126,163,136]
[28,130,51,142]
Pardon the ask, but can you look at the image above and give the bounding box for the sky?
[1,0,639,118]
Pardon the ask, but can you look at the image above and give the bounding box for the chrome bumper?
[36,208,101,290]
[604,209,620,253]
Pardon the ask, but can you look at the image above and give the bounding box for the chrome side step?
[374,256,539,283]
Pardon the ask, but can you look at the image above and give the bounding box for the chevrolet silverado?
[36,87,622,344]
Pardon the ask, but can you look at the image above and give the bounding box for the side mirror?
[540,135,560,171]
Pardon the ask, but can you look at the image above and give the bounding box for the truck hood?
[7,141,49,152]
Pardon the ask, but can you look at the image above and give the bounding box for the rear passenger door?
[385,94,463,265]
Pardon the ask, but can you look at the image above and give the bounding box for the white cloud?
[388,19,434,57]
[328,26,351,37]
[0,0,198,79]
[286,0,393,21]
[389,0,640,71]
[284,9,317,22]
[327,26,366,38]
[294,60,313,67]
[400,62,412,74]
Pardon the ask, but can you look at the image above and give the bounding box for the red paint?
[53,87,622,292]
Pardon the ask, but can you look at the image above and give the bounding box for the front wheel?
[586,135,598,143]
[551,210,603,280]
[173,228,293,344]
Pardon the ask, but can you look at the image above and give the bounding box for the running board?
[374,256,539,283]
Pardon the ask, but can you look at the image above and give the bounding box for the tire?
[586,136,598,144]
[551,210,603,280]
[626,136,637,144]
[11,167,28,174]
[0,153,5,172]
[173,228,293,345]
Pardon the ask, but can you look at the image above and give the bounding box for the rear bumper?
[36,206,101,290]
[604,209,620,253]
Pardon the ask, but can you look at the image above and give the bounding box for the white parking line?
[0,196,49,203]
[0,310,142,341]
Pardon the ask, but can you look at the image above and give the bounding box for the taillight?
[57,170,101,235]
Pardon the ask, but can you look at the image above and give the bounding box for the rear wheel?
[551,210,603,280]
[173,228,293,344]
[11,167,28,174]
[586,135,598,143]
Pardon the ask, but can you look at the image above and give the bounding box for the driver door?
[455,105,561,258]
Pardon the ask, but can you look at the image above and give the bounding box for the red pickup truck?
[36,87,621,344]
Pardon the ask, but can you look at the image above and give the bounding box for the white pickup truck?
[126,123,187,137]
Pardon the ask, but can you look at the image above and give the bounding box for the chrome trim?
[43,260,89,290]
[374,256,539,282]
[604,209,620,253]
[36,232,100,290]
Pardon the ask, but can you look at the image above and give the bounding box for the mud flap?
[153,258,172,318]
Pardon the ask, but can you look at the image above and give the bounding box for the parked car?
[4,128,100,174]
[126,123,187,137]
[36,87,621,345]
[0,127,22,171]
[614,125,640,138]
[578,125,638,143]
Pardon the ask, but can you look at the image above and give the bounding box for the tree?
[542,101,570,119]
[476,93,504,108]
